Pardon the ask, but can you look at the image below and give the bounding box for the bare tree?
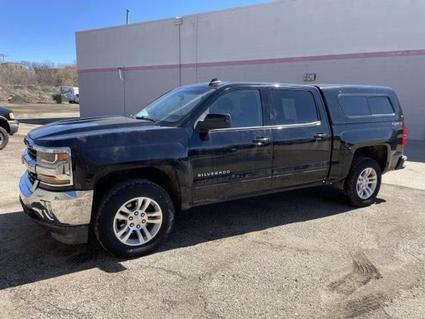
[30,61,57,85]
[0,62,36,85]
[55,65,78,86]
[0,60,77,86]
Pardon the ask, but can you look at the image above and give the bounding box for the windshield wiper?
[135,115,156,122]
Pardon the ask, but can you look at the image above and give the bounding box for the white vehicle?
[60,86,79,104]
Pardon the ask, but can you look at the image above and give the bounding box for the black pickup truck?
[20,80,407,257]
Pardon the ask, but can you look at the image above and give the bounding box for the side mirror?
[196,113,231,134]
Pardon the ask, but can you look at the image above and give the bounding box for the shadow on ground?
[0,186,385,290]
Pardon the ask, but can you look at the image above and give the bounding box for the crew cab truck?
[19,80,407,257]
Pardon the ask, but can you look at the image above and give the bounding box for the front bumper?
[8,120,19,135]
[19,172,93,244]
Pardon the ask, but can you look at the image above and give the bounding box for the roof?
[316,84,393,90]
[76,1,277,34]
[316,84,395,95]
[184,81,396,94]
[202,80,315,89]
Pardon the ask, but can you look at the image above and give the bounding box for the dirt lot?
[1,104,425,319]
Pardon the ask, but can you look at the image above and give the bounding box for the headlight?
[37,150,69,165]
[35,148,73,186]
[8,112,15,120]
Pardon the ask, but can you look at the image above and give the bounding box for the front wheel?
[0,127,9,150]
[94,179,175,258]
[344,157,382,207]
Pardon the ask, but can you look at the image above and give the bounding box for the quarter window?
[339,95,370,116]
[208,90,263,128]
[338,95,395,117]
[270,90,318,125]
[368,96,394,115]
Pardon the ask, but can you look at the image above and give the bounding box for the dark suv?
[20,80,407,257]
[0,106,19,149]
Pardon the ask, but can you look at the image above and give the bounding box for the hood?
[25,115,189,171]
[28,116,157,142]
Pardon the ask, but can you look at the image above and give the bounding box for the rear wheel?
[344,157,382,207]
[0,127,9,150]
[94,179,175,258]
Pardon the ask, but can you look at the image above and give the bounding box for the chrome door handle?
[252,137,271,146]
[314,133,329,140]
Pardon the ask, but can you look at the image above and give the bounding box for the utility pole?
[0,53,6,63]
[126,9,130,24]
[175,17,183,85]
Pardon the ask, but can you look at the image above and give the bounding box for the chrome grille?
[28,171,37,184]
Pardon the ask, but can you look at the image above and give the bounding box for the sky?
[0,0,270,65]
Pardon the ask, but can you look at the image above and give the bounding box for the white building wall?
[76,0,425,140]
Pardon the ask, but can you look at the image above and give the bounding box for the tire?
[344,156,382,207]
[93,179,175,258]
[0,127,9,150]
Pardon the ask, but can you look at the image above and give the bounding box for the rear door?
[266,87,332,189]
[189,88,273,204]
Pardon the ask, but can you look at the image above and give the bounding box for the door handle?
[314,133,329,140]
[252,137,271,146]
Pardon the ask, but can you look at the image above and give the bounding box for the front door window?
[208,90,263,128]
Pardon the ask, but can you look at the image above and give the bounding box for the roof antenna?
[209,78,221,86]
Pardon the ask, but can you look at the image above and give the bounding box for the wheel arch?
[352,144,390,172]
[0,117,10,133]
[92,166,182,217]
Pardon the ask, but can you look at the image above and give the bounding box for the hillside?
[0,62,77,104]
[0,85,59,104]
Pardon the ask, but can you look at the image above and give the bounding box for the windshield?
[135,85,214,124]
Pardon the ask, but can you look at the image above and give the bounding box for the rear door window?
[270,89,318,125]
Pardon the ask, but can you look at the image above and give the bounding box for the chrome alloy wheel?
[356,167,378,200]
[113,197,163,246]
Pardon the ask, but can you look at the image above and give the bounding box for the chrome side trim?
[209,121,322,133]
[19,172,93,225]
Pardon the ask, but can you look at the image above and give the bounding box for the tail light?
[401,127,408,146]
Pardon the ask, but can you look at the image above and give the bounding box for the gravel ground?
[0,104,424,319]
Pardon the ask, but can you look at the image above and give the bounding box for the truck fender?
[0,116,10,133]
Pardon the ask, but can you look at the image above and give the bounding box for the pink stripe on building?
[78,49,425,73]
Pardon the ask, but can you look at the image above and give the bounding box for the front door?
[189,88,273,205]
[267,87,332,189]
